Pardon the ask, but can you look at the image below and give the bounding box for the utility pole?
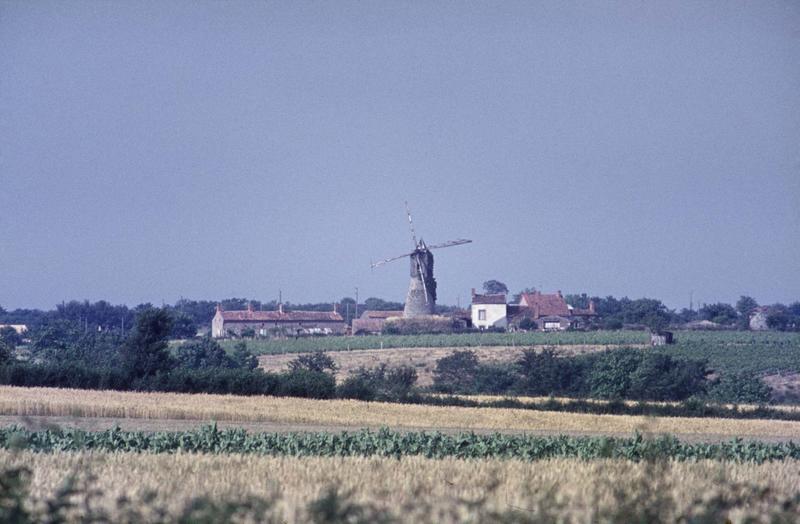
[354,287,359,319]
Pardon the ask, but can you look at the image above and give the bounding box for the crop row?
[3,425,799,462]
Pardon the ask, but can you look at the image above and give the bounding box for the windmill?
[371,203,472,318]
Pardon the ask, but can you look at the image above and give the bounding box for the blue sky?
[1,1,798,310]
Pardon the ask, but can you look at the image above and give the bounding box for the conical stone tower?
[403,246,437,318]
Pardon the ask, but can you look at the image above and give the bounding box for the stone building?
[351,310,405,335]
[211,303,346,338]
[749,307,769,331]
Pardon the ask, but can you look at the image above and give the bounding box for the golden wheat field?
[4,450,800,523]
[1,386,799,440]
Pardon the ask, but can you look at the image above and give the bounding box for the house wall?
[471,303,507,330]
[211,312,225,338]
[218,320,346,337]
[749,312,769,331]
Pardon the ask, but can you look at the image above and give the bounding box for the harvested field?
[258,344,637,386]
[458,394,800,413]
[5,450,800,523]
[2,386,799,441]
[764,372,800,404]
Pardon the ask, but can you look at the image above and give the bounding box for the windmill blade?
[371,251,414,269]
[405,201,418,248]
[414,252,430,303]
[426,238,473,250]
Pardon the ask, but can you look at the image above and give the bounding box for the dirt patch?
[258,344,642,386]
[764,372,800,404]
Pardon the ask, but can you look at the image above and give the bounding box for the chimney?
[333,302,338,313]
[278,303,284,314]
[215,303,222,313]
[589,300,596,313]
[557,290,562,297]
[247,302,254,312]
[471,288,476,298]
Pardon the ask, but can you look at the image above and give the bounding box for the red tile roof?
[519,292,570,317]
[220,310,344,323]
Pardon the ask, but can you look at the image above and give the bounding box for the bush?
[175,338,236,369]
[628,353,708,401]
[473,364,516,394]
[383,316,463,335]
[0,327,21,348]
[432,350,479,393]
[338,365,417,401]
[231,341,259,370]
[514,348,577,396]
[588,349,708,401]
[588,348,643,400]
[0,362,130,391]
[708,372,772,404]
[288,353,337,374]
[279,369,336,399]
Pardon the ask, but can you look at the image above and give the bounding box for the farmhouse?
[211,303,346,338]
[749,307,769,331]
[470,290,508,330]
[351,310,404,335]
[513,291,596,331]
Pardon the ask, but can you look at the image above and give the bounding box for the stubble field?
[2,386,799,441]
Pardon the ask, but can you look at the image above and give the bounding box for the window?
[478,309,487,321]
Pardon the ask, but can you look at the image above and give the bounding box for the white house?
[470,290,508,330]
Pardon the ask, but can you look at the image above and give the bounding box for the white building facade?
[470,291,508,330]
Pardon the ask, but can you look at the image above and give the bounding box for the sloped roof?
[472,293,507,305]
[519,292,570,317]
[220,310,344,323]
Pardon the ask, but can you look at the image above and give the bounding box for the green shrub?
[707,372,772,404]
[432,350,479,393]
[279,370,336,399]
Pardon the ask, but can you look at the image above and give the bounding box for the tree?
[511,287,537,304]
[363,297,404,311]
[232,341,258,370]
[0,339,11,364]
[175,338,235,369]
[119,308,174,378]
[622,298,672,332]
[482,280,508,295]
[0,327,22,348]
[766,306,791,331]
[287,352,337,374]
[565,294,590,309]
[699,303,738,325]
[170,313,197,339]
[735,296,759,317]
[432,350,479,393]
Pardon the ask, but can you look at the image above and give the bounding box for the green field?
[655,332,800,375]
